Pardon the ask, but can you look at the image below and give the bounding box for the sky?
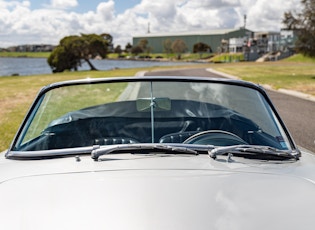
[0,0,302,48]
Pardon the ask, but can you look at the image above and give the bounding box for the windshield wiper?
[91,143,198,161]
[208,145,300,161]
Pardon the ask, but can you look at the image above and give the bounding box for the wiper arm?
[209,145,300,161]
[91,143,198,161]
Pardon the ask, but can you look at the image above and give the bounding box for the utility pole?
[243,14,249,61]
[147,22,151,34]
[244,14,247,29]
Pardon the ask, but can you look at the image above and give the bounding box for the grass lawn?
[2,51,213,61]
[0,51,51,58]
[211,54,315,96]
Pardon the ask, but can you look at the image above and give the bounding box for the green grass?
[108,52,214,61]
[0,51,51,58]
[2,51,214,61]
[285,53,315,63]
[211,54,315,95]
[210,53,245,63]
[23,82,129,143]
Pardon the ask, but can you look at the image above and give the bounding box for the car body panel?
[1,151,315,230]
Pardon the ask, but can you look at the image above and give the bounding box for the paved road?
[145,68,315,153]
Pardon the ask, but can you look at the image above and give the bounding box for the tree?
[47,45,78,73]
[130,39,153,57]
[114,45,122,57]
[193,42,212,58]
[131,45,143,56]
[138,39,152,54]
[163,39,172,56]
[47,33,112,73]
[100,33,114,52]
[283,0,315,57]
[138,39,148,52]
[125,42,132,53]
[171,39,188,60]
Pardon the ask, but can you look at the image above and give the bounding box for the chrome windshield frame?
[6,76,299,159]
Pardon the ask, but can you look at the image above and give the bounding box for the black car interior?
[17,100,285,151]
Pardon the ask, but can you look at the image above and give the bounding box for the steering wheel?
[183,130,248,146]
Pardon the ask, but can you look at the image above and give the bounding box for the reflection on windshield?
[12,80,292,153]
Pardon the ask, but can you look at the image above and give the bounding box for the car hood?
[1,151,315,230]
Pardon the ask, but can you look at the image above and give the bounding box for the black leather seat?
[159,131,200,143]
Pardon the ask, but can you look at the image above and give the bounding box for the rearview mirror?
[136,97,171,112]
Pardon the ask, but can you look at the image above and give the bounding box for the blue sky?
[28,0,142,14]
[0,0,301,48]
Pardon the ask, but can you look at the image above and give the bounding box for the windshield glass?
[12,79,293,153]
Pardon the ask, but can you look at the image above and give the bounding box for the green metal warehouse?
[132,28,253,53]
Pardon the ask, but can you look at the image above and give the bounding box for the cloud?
[0,0,303,48]
[182,0,240,9]
[49,0,78,9]
[134,0,177,19]
[96,0,115,21]
[241,0,301,31]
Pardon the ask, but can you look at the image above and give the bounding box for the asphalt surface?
[144,68,315,153]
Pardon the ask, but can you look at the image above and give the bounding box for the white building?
[229,38,246,53]
[254,31,281,53]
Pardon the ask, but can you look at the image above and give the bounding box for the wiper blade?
[91,143,198,161]
[209,145,300,161]
[6,146,99,160]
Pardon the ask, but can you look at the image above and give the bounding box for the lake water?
[0,57,195,77]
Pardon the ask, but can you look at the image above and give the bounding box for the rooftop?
[134,28,246,38]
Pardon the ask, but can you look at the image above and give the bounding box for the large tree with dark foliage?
[193,42,212,58]
[125,42,132,53]
[131,45,143,56]
[171,39,187,60]
[163,39,172,56]
[283,0,315,57]
[48,33,112,73]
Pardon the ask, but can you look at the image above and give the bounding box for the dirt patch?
[293,84,315,96]
[0,92,34,121]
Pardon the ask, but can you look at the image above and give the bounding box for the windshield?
[10,78,294,155]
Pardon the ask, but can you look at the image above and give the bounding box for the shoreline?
[0,57,200,77]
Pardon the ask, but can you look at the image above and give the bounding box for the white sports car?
[1,76,315,230]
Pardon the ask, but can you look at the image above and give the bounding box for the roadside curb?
[206,68,240,80]
[277,88,315,102]
[135,71,147,77]
[206,68,315,103]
